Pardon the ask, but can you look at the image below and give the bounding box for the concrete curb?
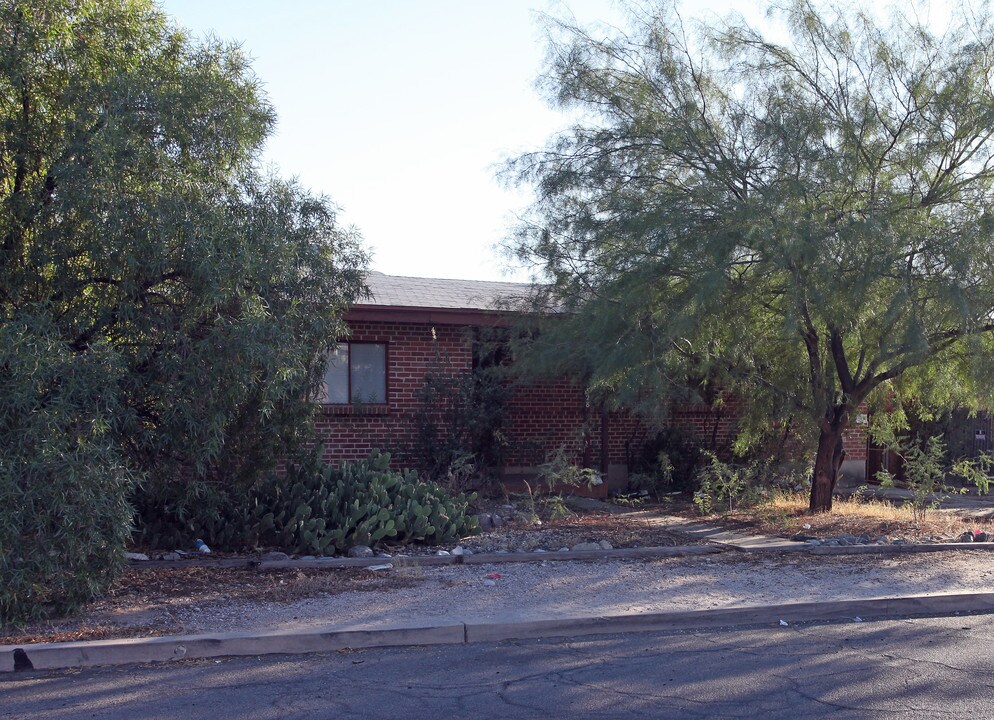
[5,591,994,674]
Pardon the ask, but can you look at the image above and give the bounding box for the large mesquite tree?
[0,0,365,623]
[508,1,994,512]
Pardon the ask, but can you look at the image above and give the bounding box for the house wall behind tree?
[314,317,868,485]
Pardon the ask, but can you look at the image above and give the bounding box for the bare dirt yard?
[1,509,694,646]
[7,493,994,647]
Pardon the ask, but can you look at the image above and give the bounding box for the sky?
[152,1,679,281]
[155,1,932,282]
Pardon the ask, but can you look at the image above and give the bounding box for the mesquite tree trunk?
[809,407,849,513]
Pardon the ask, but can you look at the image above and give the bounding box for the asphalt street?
[4,615,994,719]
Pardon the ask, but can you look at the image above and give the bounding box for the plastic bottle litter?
[194,538,211,554]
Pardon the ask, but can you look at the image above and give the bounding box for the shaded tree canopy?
[507,0,994,511]
[1,0,366,507]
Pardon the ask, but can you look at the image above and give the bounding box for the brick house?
[315,271,868,494]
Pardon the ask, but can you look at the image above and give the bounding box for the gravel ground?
[170,551,994,636]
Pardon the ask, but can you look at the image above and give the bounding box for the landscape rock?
[157,552,181,561]
[347,545,375,558]
[125,552,149,562]
[483,579,497,587]
[492,514,504,528]
[559,547,570,552]
[571,542,603,552]
[874,536,890,545]
[435,550,451,556]
[598,540,613,550]
[960,532,975,543]
[261,551,289,562]
[475,514,493,531]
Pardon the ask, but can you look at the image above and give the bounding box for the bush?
[692,452,808,514]
[630,427,703,497]
[133,450,479,554]
[410,336,507,491]
[0,326,134,628]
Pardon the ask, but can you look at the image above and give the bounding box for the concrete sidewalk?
[5,544,994,673]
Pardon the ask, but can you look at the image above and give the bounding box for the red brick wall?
[317,317,869,480]
[315,320,472,464]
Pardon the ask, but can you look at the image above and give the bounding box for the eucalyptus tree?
[0,0,364,622]
[508,1,994,511]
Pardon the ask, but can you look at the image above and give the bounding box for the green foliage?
[0,324,134,627]
[410,335,508,490]
[693,453,747,515]
[952,454,994,497]
[692,452,808,515]
[513,445,601,523]
[536,445,602,490]
[873,422,994,520]
[875,434,955,522]
[0,0,366,483]
[0,0,366,617]
[508,1,994,510]
[134,450,479,554]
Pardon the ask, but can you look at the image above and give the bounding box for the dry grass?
[715,490,994,542]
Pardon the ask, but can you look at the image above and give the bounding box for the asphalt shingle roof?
[361,271,534,311]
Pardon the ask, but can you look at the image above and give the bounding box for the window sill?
[321,403,390,417]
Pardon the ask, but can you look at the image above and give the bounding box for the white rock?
[435,550,451,556]
[598,540,613,550]
[125,552,149,561]
[452,545,465,555]
[367,563,393,571]
[483,579,497,587]
[570,542,602,552]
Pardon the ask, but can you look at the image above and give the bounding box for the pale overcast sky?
[155,1,947,282]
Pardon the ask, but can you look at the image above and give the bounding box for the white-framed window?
[320,342,387,404]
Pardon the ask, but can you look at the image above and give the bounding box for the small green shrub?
[133,450,479,554]
[692,453,808,514]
